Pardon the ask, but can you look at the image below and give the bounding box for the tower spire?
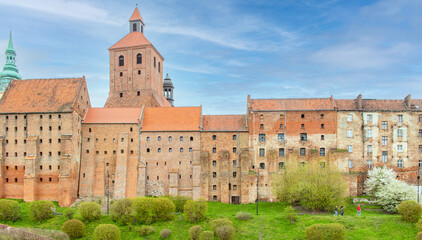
[0,31,22,96]
[129,7,145,33]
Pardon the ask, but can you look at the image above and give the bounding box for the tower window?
[137,53,142,64]
[158,62,161,72]
[154,57,156,68]
[138,70,141,75]
[119,55,124,66]
[120,93,123,98]
[132,23,137,32]
[137,91,140,96]
[120,72,123,77]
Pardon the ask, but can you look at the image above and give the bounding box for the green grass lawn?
[0,198,418,239]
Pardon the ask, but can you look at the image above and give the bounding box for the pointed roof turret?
[6,31,14,52]
[0,31,22,94]
[129,7,144,25]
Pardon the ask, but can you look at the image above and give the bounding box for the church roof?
[83,108,142,124]
[0,78,83,113]
[129,7,144,24]
[142,107,201,131]
[203,115,247,131]
[109,32,151,50]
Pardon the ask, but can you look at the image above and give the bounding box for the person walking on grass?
[356,205,361,216]
[340,206,344,216]
[334,206,338,216]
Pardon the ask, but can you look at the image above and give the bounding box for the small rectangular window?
[259,148,265,157]
[366,129,372,138]
[279,148,284,157]
[212,135,216,140]
[347,145,353,153]
[320,148,325,157]
[347,114,352,122]
[367,114,373,122]
[233,135,237,140]
[259,134,266,142]
[278,133,285,142]
[367,160,372,169]
[300,148,306,156]
[382,136,388,146]
[367,145,373,154]
[349,160,353,168]
[397,160,403,168]
[398,129,403,137]
[300,133,307,141]
[347,129,353,138]
[382,121,388,130]
[382,151,388,162]
[398,145,403,152]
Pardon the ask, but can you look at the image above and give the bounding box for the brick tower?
[105,7,170,108]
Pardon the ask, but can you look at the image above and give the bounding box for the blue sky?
[0,0,421,114]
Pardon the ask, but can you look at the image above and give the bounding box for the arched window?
[119,55,124,66]
[154,57,156,68]
[137,53,142,64]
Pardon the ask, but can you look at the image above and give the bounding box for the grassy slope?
[0,198,417,239]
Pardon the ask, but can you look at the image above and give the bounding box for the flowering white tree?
[366,167,416,213]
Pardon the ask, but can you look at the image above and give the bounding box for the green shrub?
[189,225,203,240]
[110,198,133,225]
[154,197,175,221]
[305,223,346,240]
[134,225,155,236]
[63,208,76,220]
[168,196,191,212]
[93,224,121,240]
[160,229,171,239]
[417,232,422,240]
[22,228,69,240]
[0,199,20,221]
[273,160,346,211]
[211,218,233,233]
[215,225,235,240]
[397,200,422,223]
[417,219,422,232]
[29,200,55,221]
[132,197,155,224]
[79,202,101,221]
[184,199,208,223]
[236,212,251,221]
[200,231,214,240]
[284,206,296,224]
[61,219,86,239]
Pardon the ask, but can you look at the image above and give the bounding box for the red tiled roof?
[203,115,247,131]
[250,98,335,111]
[83,108,142,124]
[335,99,356,110]
[129,7,144,24]
[0,78,82,113]
[109,32,151,50]
[142,107,201,131]
[362,99,406,111]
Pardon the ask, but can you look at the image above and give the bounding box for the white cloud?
[0,0,121,25]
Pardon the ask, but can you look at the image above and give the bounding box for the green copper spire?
[0,31,21,93]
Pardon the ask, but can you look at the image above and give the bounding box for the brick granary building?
[0,8,422,206]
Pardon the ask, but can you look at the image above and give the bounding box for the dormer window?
[119,55,124,66]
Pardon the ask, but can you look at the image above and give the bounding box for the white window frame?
[347,129,353,138]
[347,114,352,122]
[366,129,372,138]
[347,145,353,153]
[382,136,388,146]
[398,145,403,152]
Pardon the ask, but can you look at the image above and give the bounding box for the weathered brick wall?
[140,131,200,197]
[79,123,139,200]
[248,110,338,201]
[200,131,249,203]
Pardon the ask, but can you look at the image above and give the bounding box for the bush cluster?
[61,219,86,239]
[397,200,422,223]
[79,202,101,221]
[93,224,121,240]
[168,196,191,213]
[135,225,155,236]
[189,225,203,240]
[284,206,296,224]
[63,208,76,220]
[110,198,133,225]
[211,218,235,240]
[29,200,55,221]
[417,232,422,240]
[0,199,20,221]
[235,212,251,221]
[200,231,214,240]
[132,197,175,224]
[160,229,171,239]
[184,199,208,223]
[305,223,346,240]
[273,160,347,211]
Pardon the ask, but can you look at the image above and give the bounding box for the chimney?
[404,94,411,109]
[356,94,362,110]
